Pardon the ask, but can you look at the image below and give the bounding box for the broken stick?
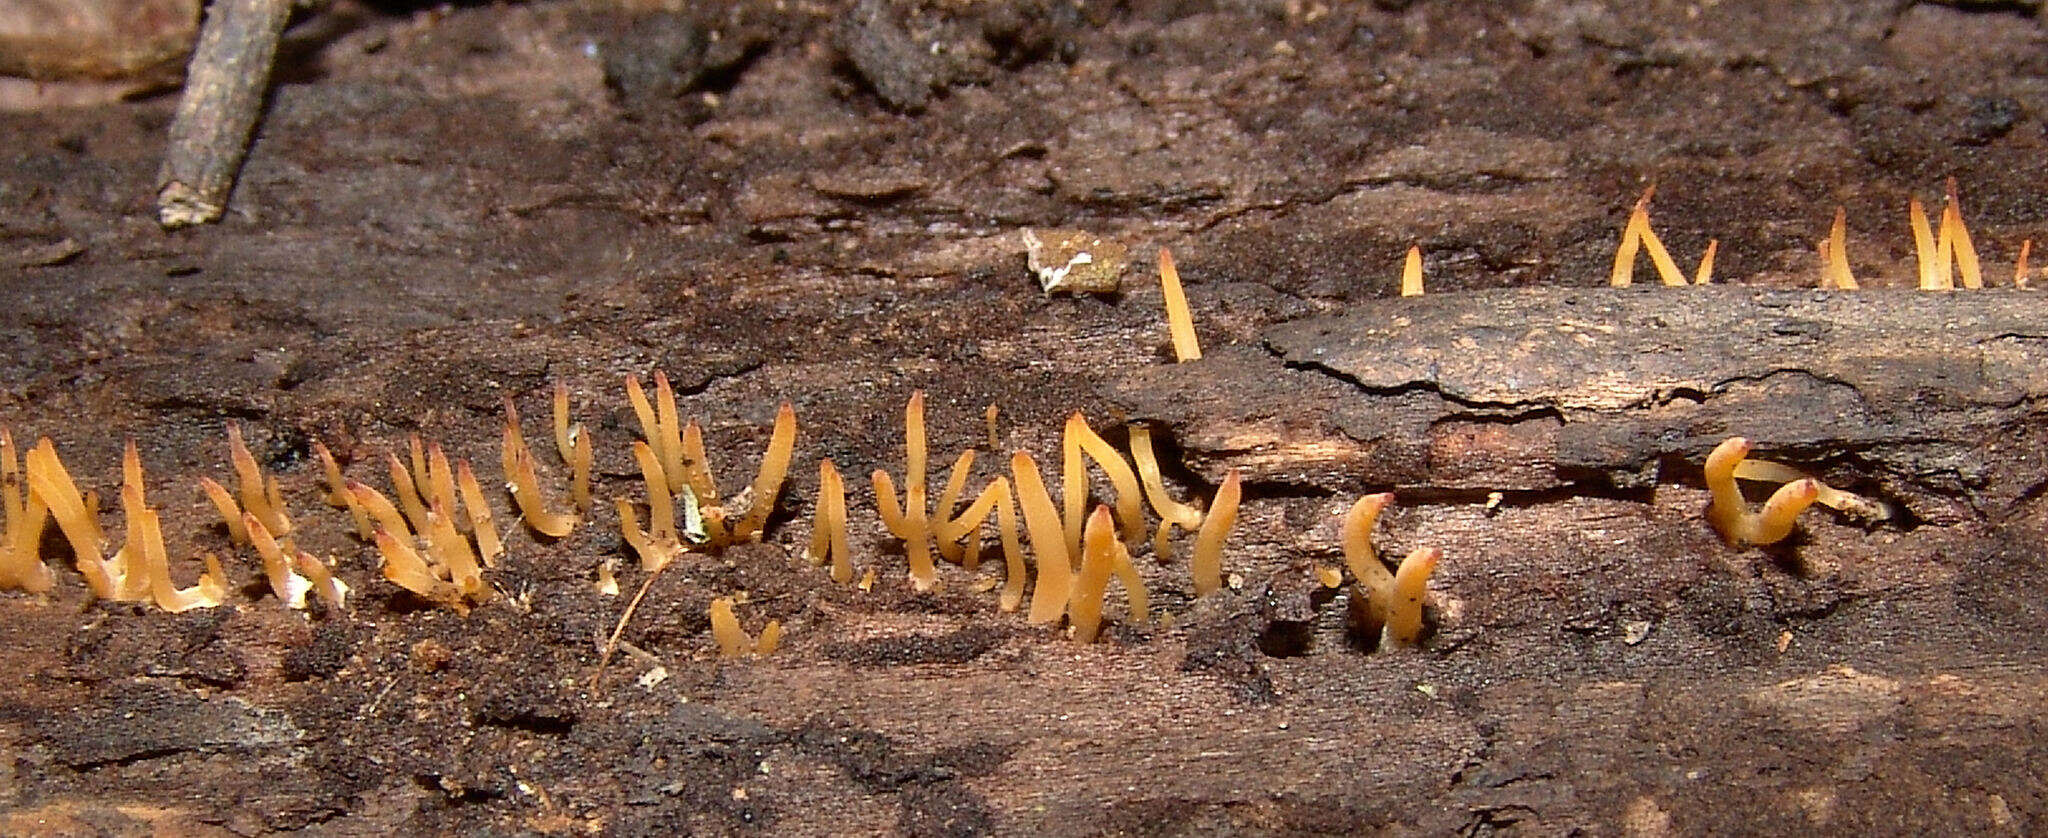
[156,0,292,228]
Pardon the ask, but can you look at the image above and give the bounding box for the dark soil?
[4,1,2048,834]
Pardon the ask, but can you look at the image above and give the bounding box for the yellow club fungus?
[1730,458,1892,524]
[1011,450,1071,624]
[311,440,350,508]
[1943,178,1982,290]
[114,442,228,611]
[932,450,975,563]
[728,402,797,542]
[1400,246,1424,297]
[1062,413,1146,550]
[346,481,412,544]
[1704,437,1823,547]
[1069,505,1118,642]
[1693,239,1717,285]
[24,438,116,599]
[620,441,684,572]
[552,381,593,514]
[387,453,431,534]
[455,460,504,567]
[1157,247,1202,362]
[1189,470,1242,597]
[807,459,853,583]
[1608,192,1645,288]
[1609,188,1710,287]
[293,548,349,610]
[373,527,467,614]
[709,596,781,658]
[424,501,488,603]
[1129,425,1201,561]
[2016,240,2032,289]
[197,477,250,545]
[243,513,312,608]
[992,478,1027,611]
[874,391,938,590]
[225,424,290,537]
[1383,546,1440,646]
[1910,194,1944,290]
[1340,493,1396,621]
[502,397,578,538]
[935,474,1009,572]
[1820,207,1858,290]
[0,430,55,594]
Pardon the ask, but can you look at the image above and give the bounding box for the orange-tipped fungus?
[621,441,683,571]
[24,438,116,599]
[347,481,412,544]
[388,454,431,534]
[502,398,578,538]
[374,528,465,614]
[1693,239,1718,285]
[311,440,350,508]
[1383,546,1441,646]
[1189,470,1241,597]
[1704,437,1823,547]
[1400,246,1424,297]
[1063,414,1146,549]
[1609,193,1646,288]
[1129,425,1201,561]
[1944,178,1982,289]
[808,459,854,583]
[709,596,781,658]
[729,402,797,541]
[1070,505,1118,642]
[1157,247,1202,361]
[244,513,312,609]
[1822,207,1858,290]
[0,430,55,594]
[873,392,940,590]
[456,460,504,567]
[553,382,594,513]
[1012,451,1071,624]
[197,476,250,545]
[226,424,290,537]
[1911,194,1945,290]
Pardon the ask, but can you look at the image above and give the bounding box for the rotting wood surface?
[1114,287,2048,524]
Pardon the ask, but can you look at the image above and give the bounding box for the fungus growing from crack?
[0,430,55,594]
[1400,246,1423,297]
[709,596,781,658]
[1012,450,1071,624]
[1340,492,1395,612]
[503,397,578,538]
[24,438,115,599]
[1189,470,1242,597]
[1383,546,1440,646]
[1129,425,1201,562]
[1729,459,1892,524]
[807,459,853,583]
[1156,247,1202,362]
[1061,413,1145,552]
[1704,437,1822,547]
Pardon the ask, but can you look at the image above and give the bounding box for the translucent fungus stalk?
[1822,208,1858,290]
[932,450,975,563]
[1130,426,1201,560]
[679,420,721,512]
[127,462,226,613]
[425,444,458,525]
[1731,459,1893,523]
[1070,506,1118,643]
[1157,247,1202,362]
[936,478,1006,572]
[1012,451,1072,624]
[1383,546,1441,646]
[244,513,312,609]
[226,424,290,537]
[808,459,854,583]
[425,502,488,602]
[1341,493,1396,623]
[709,596,780,658]
[0,430,55,594]
[874,392,937,590]
[1638,215,1687,287]
[993,478,1026,611]
[730,402,797,542]
[24,439,115,599]
[623,441,683,572]
[456,461,503,567]
[1944,178,1982,289]
[2016,240,2033,289]
[293,549,349,610]
[554,382,593,514]
[1911,195,1945,291]
[347,481,412,544]
[1705,437,1822,547]
[1190,471,1242,597]
[387,454,430,534]
[1609,194,1646,288]
[1065,414,1147,548]
[374,528,464,614]
[1400,246,1424,297]
[311,440,350,508]
[1693,239,1718,285]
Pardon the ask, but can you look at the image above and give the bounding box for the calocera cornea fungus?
[1337,493,1440,646]
[243,513,313,609]
[807,459,854,583]
[1704,437,1822,547]
[225,424,291,537]
[1011,450,1071,624]
[311,440,350,509]
[1156,247,1202,362]
[709,596,782,658]
[1383,547,1440,646]
[116,441,230,612]
[552,382,595,514]
[1188,470,1242,597]
[1609,187,1715,288]
[1129,425,1201,562]
[1400,246,1424,297]
[1068,504,1149,643]
[1061,413,1146,552]
[1818,207,1859,290]
[0,430,56,594]
[1910,179,1986,291]
[622,376,796,553]
[1340,492,1395,606]
[620,440,684,571]
[502,397,579,538]
[24,438,117,599]
[873,390,940,590]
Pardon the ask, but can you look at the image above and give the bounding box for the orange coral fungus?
[1012,451,1071,624]
[1062,413,1145,549]
[1704,437,1822,547]
[874,391,938,590]
[709,596,781,658]
[226,424,290,537]
[502,397,578,538]
[24,438,116,599]
[1157,247,1202,362]
[0,430,55,594]
[1383,547,1441,646]
[1129,425,1200,561]
[808,459,854,583]
[1400,245,1424,297]
[1189,471,1241,597]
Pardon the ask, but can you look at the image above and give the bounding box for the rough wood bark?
[155,0,291,228]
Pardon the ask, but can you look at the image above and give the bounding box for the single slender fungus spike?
[810,460,855,582]
[1400,246,1424,297]
[1732,459,1893,523]
[872,470,905,535]
[1060,416,1085,558]
[1066,414,1147,547]
[503,420,577,538]
[0,429,55,594]
[569,423,594,514]
[244,513,311,609]
[1704,437,1753,545]
[2016,240,2033,289]
[1110,538,1147,625]
[1070,505,1118,643]
[937,479,1005,572]
[709,596,752,658]
[655,372,688,497]
[993,478,1026,612]
[456,461,503,568]
[294,550,349,610]
[25,439,115,599]
[1911,195,1943,291]
[1693,239,1718,285]
[1946,179,1982,290]
[624,374,659,463]
[227,424,289,536]
[1750,480,1822,546]
[1341,493,1396,599]
[551,381,575,465]
[1157,247,1202,362]
[1609,192,1648,287]
[756,621,783,655]
[1827,207,1858,290]
[348,481,412,544]
[933,450,975,562]
[1637,212,1687,287]
[627,441,681,571]
[407,435,431,499]
[984,404,1001,450]
[388,454,430,534]
[1816,238,1833,289]
[196,477,249,545]
[1190,471,1242,597]
[137,498,225,613]
[311,440,350,508]
[1383,546,1441,647]
[732,401,797,541]
[1013,451,1072,624]
[1130,426,1200,529]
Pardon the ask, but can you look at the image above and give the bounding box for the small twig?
[156,0,293,228]
[589,564,669,693]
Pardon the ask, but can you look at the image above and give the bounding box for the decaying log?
[1112,287,2048,522]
